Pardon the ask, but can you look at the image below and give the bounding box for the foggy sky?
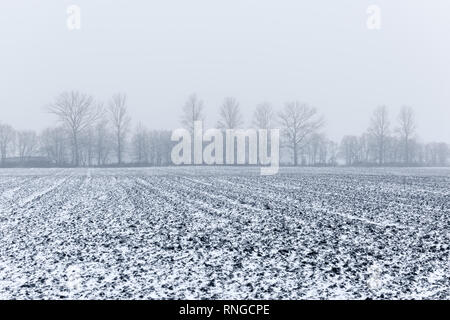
[0,0,449,143]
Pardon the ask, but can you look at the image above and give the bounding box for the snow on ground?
[0,167,448,299]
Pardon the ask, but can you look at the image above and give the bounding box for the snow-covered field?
[0,167,448,299]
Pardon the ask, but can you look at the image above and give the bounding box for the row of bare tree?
[0,91,448,167]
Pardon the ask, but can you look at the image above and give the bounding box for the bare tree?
[17,130,37,160]
[278,102,324,166]
[0,123,15,164]
[252,102,275,165]
[148,130,159,165]
[423,142,449,166]
[151,130,172,166]
[47,91,101,166]
[108,93,131,165]
[181,93,205,134]
[252,102,274,130]
[217,97,243,129]
[327,140,339,165]
[396,106,416,164]
[435,143,449,166]
[133,129,172,166]
[358,133,372,163]
[368,105,390,165]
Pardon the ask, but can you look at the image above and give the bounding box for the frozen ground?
[0,167,448,299]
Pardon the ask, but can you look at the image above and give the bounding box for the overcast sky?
[0,0,449,142]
